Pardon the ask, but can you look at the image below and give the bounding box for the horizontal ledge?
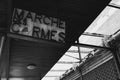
[7,33,64,47]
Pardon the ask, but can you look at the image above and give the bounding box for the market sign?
[10,8,66,43]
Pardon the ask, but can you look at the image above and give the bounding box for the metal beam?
[108,3,120,9]
[73,43,111,50]
[67,50,89,54]
[77,40,84,80]
[44,76,60,77]
[82,32,107,37]
[65,54,79,60]
[50,70,66,72]
[57,61,79,64]
[77,40,82,62]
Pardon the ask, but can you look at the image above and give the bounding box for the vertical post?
[0,37,10,80]
[0,36,5,80]
[6,0,12,79]
[0,0,12,79]
[6,37,10,80]
[77,40,83,80]
[77,40,82,62]
[0,36,5,56]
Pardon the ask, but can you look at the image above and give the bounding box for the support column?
[77,40,84,80]
[0,35,6,80]
[0,37,10,80]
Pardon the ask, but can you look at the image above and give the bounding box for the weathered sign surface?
[10,8,66,43]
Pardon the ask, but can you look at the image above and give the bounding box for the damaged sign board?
[10,8,66,43]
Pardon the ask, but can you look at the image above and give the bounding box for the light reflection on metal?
[57,61,79,64]
[67,50,90,54]
[0,36,5,56]
[44,76,60,77]
[50,70,66,72]
[27,64,37,70]
[64,54,79,60]
[82,32,108,37]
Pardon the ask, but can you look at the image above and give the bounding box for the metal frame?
[50,70,66,72]
[67,50,90,54]
[82,32,108,37]
[57,61,79,64]
[74,40,120,79]
[73,42,111,50]
[77,40,84,80]
[65,54,79,60]
[44,76,60,77]
[108,3,120,9]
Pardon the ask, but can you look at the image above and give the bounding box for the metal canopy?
[0,0,111,80]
